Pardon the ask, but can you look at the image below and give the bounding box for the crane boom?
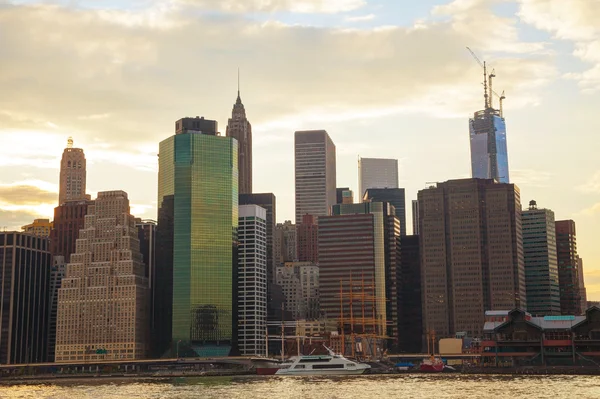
[466,47,489,109]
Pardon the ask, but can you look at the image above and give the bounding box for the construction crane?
[466,46,489,110]
[491,89,506,118]
[488,68,496,109]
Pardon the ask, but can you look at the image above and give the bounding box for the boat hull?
[275,368,369,376]
[256,368,280,375]
[419,363,444,372]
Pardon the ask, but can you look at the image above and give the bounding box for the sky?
[0,0,599,298]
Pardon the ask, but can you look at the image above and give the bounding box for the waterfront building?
[59,137,87,205]
[363,188,407,236]
[297,214,318,264]
[578,257,588,315]
[469,109,510,183]
[274,220,297,266]
[276,262,319,320]
[294,130,336,224]
[522,200,560,315]
[238,205,267,355]
[319,202,400,344]
[358,157,399,198]
[412,200,419,235]
[226,87,252,194]
[158,116,238,357]
[398,235,423,353]
[418,178,525,339]
[50,200,92,264]
[21,218,53,237]
[0,232,51,364]
[556,220,582,315]
[55,191,149,362]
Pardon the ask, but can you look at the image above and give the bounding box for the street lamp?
[176,340,182,359]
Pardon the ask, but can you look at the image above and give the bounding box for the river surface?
[2,374,600,398]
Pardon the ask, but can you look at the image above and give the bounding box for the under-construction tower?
[467,47,510,184]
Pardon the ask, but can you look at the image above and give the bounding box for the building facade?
[274,220,297,266]
[226,90,252,194]
[398,235,422,353]
[158,117,238,357]
[556,220,581,315]
[55,191,149,362]
[238,205,267,355]
[0,232,51,364]
[358,157,399,198]
[522,200,560,315]
[418,179,525,339]
[47,256,66,362]
[297,214,318,264]
[58,137,87,205]
[21,219,53,237]
[336,187,354,204]
[50,200,91,264]
[363,188,407,237]
[412,200,419,236]
[469,109,510,183]
[578,257,588,314]
[276,262,319,320]
[294,130,336,224]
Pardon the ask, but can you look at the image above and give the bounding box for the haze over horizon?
[1,0,599,299]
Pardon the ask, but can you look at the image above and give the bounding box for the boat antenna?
[323,345,336,356]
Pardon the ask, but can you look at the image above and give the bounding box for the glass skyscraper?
[158,117,238,357]
[469,110,509,183]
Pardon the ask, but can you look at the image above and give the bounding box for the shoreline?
[3,367,600,386]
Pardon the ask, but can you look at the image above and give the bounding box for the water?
[2,374,600,399]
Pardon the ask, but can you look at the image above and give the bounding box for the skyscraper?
[555,220,581,315]
[58,137,87,205]
[158,116,238,357]
[297,214,318,263]
[578,257,588,314]
[47,255,66,362]
[239,194,276,283]
[319,202,400,345]
[411,200,419,235]
[226,86,252,194]
[0,232,51,364]
[418,179,524,338]
[50,200,92,264]
[237,205,267,355]
[358,157,399,198]
[274,220,297,265]
[55,191,149,362]
[276,262,320,320]
[522,200,560,315]
[363,188,407,236]
[398,235,422,353]
[294,130,336,224]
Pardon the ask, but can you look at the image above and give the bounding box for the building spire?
[236,68,242,104]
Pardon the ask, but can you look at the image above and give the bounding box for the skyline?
[0,0,599,300]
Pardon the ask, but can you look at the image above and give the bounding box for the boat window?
[312,364,345,369]
[299,357,331,363]
[293,365,305,369]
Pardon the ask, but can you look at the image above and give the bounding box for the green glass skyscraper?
[158,117,238,357]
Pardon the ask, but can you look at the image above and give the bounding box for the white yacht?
[275,347,371,376]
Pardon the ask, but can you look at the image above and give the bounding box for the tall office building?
[158,116,238,357]
[0,232,51,364]
[21,219,53,237]
[47,256,66,362]
[136,220,157,354]
[274,220,297,265]
[240,194,276,282]
[50,200,92,263]
[418,179,524,338]
[398,235,422,353]
[468,72,510,183]
[226,87,252,194]
[294,130,336,224]
[237,205,267,355]
[411,200,419,235]
[578,256,588,314]
[319,203,400,343]
[58,137,87,205]
[363,188,407,237]
[55,191,149,362]
[358,157,399,198]
[555,220,581,315]
[522,200,560,315]
[154,195,174,357]
[297,214,318,263]
[276,262,320,320]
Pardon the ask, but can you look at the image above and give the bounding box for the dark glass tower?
[226,88,252,194]
[363,188,407,237]
[158,117,238,357]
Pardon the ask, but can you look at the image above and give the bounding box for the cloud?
[345,14,374,22]
[181,0,366,14]
[517,0,600,92]
[577,171,600,194]
[580,203,600,216]
[511,169,554,188]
